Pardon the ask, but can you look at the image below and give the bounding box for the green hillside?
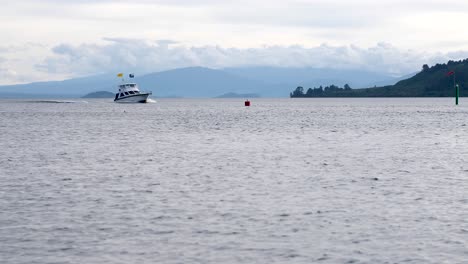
[291,59,468,97]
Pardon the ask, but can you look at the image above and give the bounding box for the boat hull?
[114,93,151,103]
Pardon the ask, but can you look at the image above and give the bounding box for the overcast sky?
[1,0,468,84]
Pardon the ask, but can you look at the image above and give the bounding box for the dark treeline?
[290,58,468,97]
[290,84,352,97]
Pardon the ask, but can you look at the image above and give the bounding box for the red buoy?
[244,100,251,106]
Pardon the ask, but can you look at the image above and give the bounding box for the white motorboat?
[114,74,152,103]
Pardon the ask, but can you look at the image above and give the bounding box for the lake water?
[1,98,467,264]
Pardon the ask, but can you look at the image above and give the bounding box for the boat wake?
[26,100,88,104]
[146,99,157,103]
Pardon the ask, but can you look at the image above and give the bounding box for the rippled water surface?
[1,98,468,264]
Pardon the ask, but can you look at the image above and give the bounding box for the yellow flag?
[117,73,123,77]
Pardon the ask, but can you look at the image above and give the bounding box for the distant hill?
[82,91,114,98]
[0,74,115,97]
[291,59,468,97]
[135,67,271,97]
[376,60,468,96]
[223,66,395,88]
[0,66,403,98]
[362,72,418,88]
[0,67,272,98]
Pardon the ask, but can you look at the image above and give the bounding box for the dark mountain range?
[223,66,397,88]
[0,74,115,97]
[0,66,405,98]
[134,67,271,97]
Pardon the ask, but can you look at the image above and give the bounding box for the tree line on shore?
[290,84,352,97]
[290,59,468,97]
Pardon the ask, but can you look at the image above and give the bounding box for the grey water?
[1,98,467,264]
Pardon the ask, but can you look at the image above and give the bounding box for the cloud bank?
[40,39,468,74]
[2,1,468,84]
[1,39,468,85]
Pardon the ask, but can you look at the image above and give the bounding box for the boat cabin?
[118,83,141,92]
[115,83,141,99]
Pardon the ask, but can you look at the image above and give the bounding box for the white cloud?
[2,1,468,84]
[1,38,468,84]
[2,0,468,49]
[28,39,468,80]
